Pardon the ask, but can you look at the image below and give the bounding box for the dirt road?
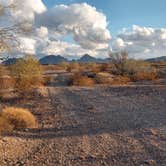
[0,86,166,165]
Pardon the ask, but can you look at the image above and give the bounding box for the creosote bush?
[70,73,95,86]
[9,56,43,92]
[60,62,70,71]
[111,76,130,85]
[99,63,110,72]
[95,72,113,84]
[0,75,15,90]
[0,107,37,133]
[87,63,100,73]
[0,66,15,99]
[109,51,157,81]
[124,60,157,81]
[66,63,81,72]
[109,51,128,75]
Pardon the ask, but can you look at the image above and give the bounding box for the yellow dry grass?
[0,107,37,132]
[70,73,95,86]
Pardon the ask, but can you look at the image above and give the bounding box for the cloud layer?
[112,25,166,59]
[0,0,46,22]
[0,1,111,58]
[36,3,111,50]
[1,1,166,59]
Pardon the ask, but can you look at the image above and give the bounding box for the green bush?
[9,56,43,92]
[110,51,157,81]
[69,73,95,86]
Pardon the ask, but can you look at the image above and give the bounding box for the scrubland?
[0,57,166,165]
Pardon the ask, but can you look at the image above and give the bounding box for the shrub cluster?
[110,52,157,81]
[69,72,95,86]
[9,56,43,92]
[0,107,37,133]
[0,66,15,90]
[95,72,113,84]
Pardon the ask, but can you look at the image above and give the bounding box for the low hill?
[78,54,97,63]
[2,58,20,65]
[146,56,166,62]
[39,55,68,65]
[78,54,110,63]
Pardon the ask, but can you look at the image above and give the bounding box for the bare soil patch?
[0,85,166,165]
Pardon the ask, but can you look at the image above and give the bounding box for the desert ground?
[0,82,166,165]
[1,1,166,165]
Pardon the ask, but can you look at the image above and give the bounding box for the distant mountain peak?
[146,56,166,62]
[39,55,68,65]
[38,54,110,64]
[78,54,97,62]
[2,58,20,65]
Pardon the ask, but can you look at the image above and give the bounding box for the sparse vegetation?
[66,63,81,72]
[109,51,157,81]
[87,62,100,73]
[0,116,13,133]
[70,73,95,86]
[124,59,157,80]
[9,56,43,93]
[60,62,70,71]
[0,107,37,133]
[99,63,110,72]
[95,72,113,84]
[0,75,15,90]
[109,51,128,75]
[111,76,130,85]
[0,66,15,99]
[43,75,52,86]
[42,64,63,71]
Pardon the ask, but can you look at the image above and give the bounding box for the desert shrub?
[99,63,110,72]
[42,64,62,71]
[157,69,166,78]
[60,62,70,70]
[95,72,113,84]
[152,62,166,78]
[0,107,37,130]
[9,56,43,92]
[0,76,15,90]
[0,65,3,75]
[124,60,155,74]
[131,71,157,81]
[43,75,52,85]
[109,51,128,75]
[111,76,130,85]
[0,66,15,98]
[0,116,13,133]
[87,63,100,73]
[109,51,157,81]
[70,73,95,86]
[124,60,157,81]
[66,63,81,72]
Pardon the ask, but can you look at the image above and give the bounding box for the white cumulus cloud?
[0,1,111,59]
[35,3,111,50]
[112,25,166,59]
[0,0,46,22]
[18,37,36,54]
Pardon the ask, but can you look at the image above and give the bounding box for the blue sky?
[3,0,166,58]
[43,0,166,36]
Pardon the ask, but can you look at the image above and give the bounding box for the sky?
[44,0,166,36]
[1,0,166,59]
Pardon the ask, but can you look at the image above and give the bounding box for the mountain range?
[39,54,111,64]
[2,54,109,65]
[145,56,166,62]
[39,55,68,65]
[2,54,166,65]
